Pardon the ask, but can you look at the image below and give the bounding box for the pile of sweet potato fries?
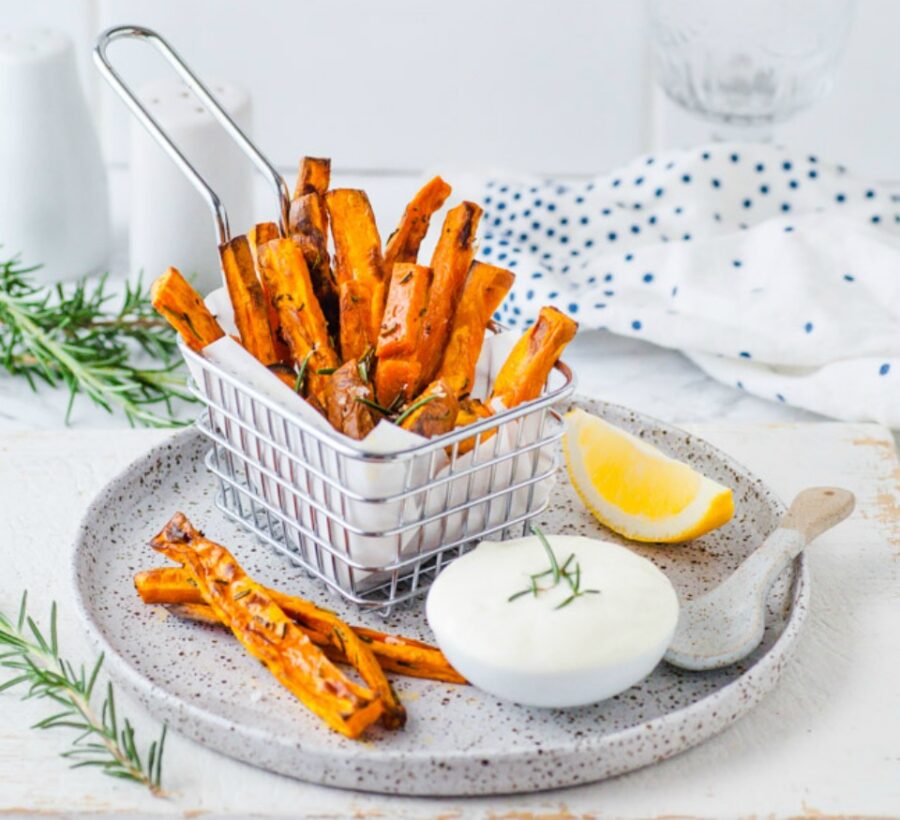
[151,158,578,439]
[138,512,466,738]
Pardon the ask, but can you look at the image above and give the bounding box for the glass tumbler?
[648,0,856,142]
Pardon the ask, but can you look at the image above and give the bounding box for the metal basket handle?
[93,25,290,245]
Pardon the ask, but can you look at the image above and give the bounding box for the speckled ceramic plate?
[71,398,807,796]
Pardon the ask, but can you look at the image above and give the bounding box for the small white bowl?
[426,534,679,708]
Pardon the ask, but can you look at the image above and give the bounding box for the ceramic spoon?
[664,486,855,671]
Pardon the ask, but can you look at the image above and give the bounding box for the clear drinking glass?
[648,0,856,142]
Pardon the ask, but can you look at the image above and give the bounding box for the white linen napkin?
[464,144,900,427]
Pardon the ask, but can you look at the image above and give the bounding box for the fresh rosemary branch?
[294,349,315,394]
[0,592,166,795]
[393,394,438,425]
[0,257,195,427]
[356,345,375,384]
[353,392,439,425]
[508,524,600,609]
[355,395,392,415]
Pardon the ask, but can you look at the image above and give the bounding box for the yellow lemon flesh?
[563,408,734,543]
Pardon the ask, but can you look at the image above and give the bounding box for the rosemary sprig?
[0,592,166,795]
[508,524,600,609]
[354,393,440,425]
[294,349,315,394]
[393,394,439,425]
[355,395,392,415]
[534,524,561,584]
[357,345,375,384]
[0,256,194,427]
[387,393,406,414]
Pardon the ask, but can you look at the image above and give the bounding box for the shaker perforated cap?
[136,77,249,129]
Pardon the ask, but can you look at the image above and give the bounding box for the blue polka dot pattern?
[475,144,898,425]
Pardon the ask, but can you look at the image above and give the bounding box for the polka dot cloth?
[475,143,900,428]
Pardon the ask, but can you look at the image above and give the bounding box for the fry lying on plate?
[134,566,465,684]
[151,159,578,442]
[149,513,399,737]
[140,512,465,738]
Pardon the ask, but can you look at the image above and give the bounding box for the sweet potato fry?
[398,380,459,438]
[383,176,452,273]
[326,189,384,288]
[338,279,377,363]
[372,358,421,409]
[219,235,279,365]
[247,222,291,362]
[416,202,482,391]
[290,158,330,242]
[248,222,280,260]
[166,602,223,627]
[258,238,333,357]
[289,158,339,335]
[374,261,430,405]
[170,602,464,683]
[454,396,495,455]
[326,189,386,341]
[257,238,339,402]
[151,267,225,351]
[490,306,578,408]
[293,156,331,198]
[289,192,327,238]
[150,513,385,738]
[456,396,493,428]
[376,263,431,359]
[436,261,515,396]
[324,359,378,440]
[289,194,340,334]
[135,567,465,684]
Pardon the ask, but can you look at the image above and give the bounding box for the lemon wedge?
[563,408,734,543]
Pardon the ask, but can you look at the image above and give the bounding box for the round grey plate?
[71,398,807,796]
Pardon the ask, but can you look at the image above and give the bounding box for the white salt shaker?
[129,79,252,295]
[0,29,109,283]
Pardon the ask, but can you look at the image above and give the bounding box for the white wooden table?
[1,421,897,818]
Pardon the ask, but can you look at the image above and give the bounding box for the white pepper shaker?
[129,79,252,295]
[0,28,109,283]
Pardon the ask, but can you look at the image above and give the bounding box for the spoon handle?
[780,486,856,542]
[733,487,855,596]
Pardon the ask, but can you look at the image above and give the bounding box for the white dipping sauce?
[426,534,679,707]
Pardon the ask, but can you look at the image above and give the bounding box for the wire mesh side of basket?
[188,349,574,613]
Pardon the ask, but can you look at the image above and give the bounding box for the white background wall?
[4,0,900,179]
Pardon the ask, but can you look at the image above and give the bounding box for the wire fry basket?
[95,25,576,613]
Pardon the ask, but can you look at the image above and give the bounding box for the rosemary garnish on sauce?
[508,524,600,610]
[0,592,167,795]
